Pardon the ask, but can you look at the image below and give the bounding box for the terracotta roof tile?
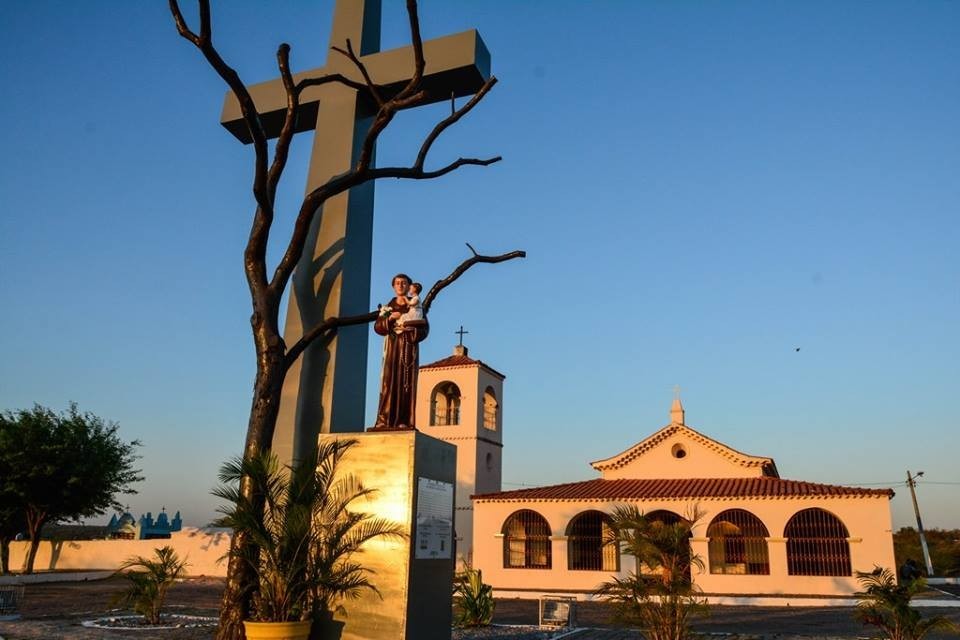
[472,477,894,502]
[421,354,505,379]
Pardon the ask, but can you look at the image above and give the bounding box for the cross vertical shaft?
[273,0,383,466]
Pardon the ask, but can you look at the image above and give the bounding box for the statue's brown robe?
[373,296,429,430]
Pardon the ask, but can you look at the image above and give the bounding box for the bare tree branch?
[415,77,497,170]
[351,0,427,172]
[266,43,297,203]
[284,247,526,370]
[423,248,526,314]
[169,0,201,45]
[332,39,384,106]
[402,0,426,94]
[270,124,499,297]
[170,0,275,295]
[284,311,378,371]
[372,156,502,181]
[294,73,369,95]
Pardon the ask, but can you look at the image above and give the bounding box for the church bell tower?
[416,342,504,568]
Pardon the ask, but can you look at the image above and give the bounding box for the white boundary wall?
[6,528,230,577]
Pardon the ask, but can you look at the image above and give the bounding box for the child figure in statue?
[397,282,424,331]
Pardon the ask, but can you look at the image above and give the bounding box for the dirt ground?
[0,576,221,640]
[2,577,960,640]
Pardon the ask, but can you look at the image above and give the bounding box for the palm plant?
[213,439,404,624]
[595,505,707,640]
[112,546,188,625]
[453,568,495,627]
[854,567,958,640]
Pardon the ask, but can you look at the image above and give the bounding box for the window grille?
[483,387,498,430]
[785,508,851,576]
[707,509,770,575]
[567,511,618,571]
[430,382,461,426]
[503,510,552,569]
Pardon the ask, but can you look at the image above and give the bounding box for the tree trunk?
[0,537,9,575]
[216,341,286,640]
[24,526,43,575]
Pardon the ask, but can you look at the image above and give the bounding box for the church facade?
[469,398,896,598]
[414,345,896,598]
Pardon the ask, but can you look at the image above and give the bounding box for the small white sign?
[415,477,454,559]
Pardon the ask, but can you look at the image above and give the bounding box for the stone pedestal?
[323,430,457,640]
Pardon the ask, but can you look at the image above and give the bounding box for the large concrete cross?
[220,0,490,466]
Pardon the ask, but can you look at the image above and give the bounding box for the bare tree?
[168,1,523,637]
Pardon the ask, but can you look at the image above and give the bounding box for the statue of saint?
[371,273,429,430]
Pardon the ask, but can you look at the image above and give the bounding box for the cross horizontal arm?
[221,29,491,143]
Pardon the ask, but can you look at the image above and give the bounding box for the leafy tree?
[453,568,495,628]
[113,546,189,625]
[596,505,708,640]
[894,527,960,577]
[0,404,142,574]
[854,567,958,640]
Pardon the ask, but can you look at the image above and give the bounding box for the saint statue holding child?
[371,273,429,430]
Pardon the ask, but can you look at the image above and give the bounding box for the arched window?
[430,382,461,426]
[502,510,551,569]
[707,509,770,575]
[785,508,851,576]
[483,387,498,430]
[567,510,618,571]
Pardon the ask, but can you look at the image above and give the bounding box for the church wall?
[416,360,503,571]
[473,495,895,597]
[453,436,479,568]
[598,434,767,481]
[473,499,631,594]
[7,528,230,576]
[693,496,895,596]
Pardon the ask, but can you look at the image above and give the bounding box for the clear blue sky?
[1,1,957,530]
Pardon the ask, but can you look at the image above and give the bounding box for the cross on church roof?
[456,325,469,346]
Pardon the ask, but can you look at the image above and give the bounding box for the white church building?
[419,344,896,598]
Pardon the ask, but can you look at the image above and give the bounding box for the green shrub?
[213,440,405,623]
[453,568,494,627]
[854,567,958,640]
[113,546,188,624]
[595,505,707,640]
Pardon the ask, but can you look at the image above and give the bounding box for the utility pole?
[906,470,935,576]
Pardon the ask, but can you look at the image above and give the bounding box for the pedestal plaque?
[323,430,456,640]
